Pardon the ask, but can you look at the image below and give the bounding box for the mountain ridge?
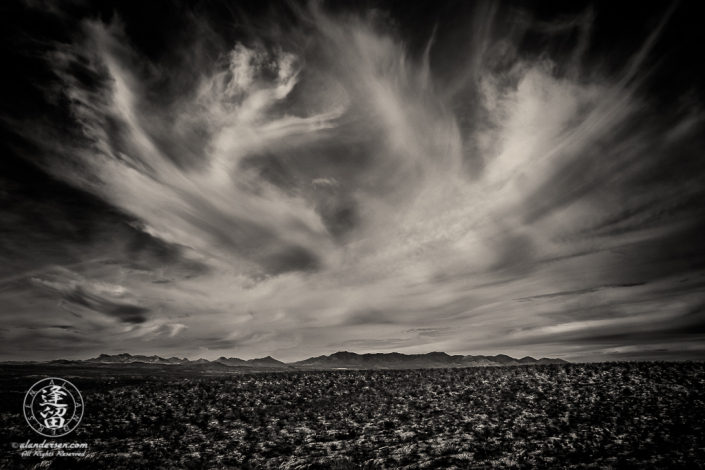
[28,351,568,369]
[292,351,567,369]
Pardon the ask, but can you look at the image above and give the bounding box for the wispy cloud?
[2,1,704,361]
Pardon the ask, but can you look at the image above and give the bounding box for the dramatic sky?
[1,0,704,362]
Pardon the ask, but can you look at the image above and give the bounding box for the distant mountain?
[85,353,191,364]
[214,356,247,366]
[7,352,567,369]
[293,351,567,369]
[297,351,464,368]
[82,353,292,369]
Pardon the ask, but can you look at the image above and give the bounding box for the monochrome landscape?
[1,0,705,468]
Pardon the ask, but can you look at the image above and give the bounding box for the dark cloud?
[99,260,152,272]
[405,328,450,335]
[50,325,77,330]
[27,271,150,325]
[63,286,149,324]
[517,283,647,302]
[313,184,360,240]
[343,310,399,327]
[261,245,322,275]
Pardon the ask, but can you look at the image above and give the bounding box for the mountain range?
[28,351,567,370]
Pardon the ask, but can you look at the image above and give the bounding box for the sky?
[1,0,704,362]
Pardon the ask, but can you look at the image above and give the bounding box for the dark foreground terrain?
[1,362,703,469]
